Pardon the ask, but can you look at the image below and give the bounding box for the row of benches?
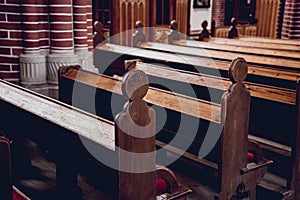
[58,60,270,199]
[94,31,300,199]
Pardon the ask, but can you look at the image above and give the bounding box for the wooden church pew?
[238,36,300,46]
[0,75,190,200]
[139,42,300,71]
[58,60,272,199]
[126,61,300,199]
[94,44,299,199]
[207,37,300,52]
[95,43,300,86]
[172,39,300,59]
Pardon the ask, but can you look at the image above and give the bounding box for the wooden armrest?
[241,140,273,175]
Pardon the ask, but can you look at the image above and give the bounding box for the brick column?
[19,0,46,85]
[212,0,226,27]
[86,0,94,52]
[46,0,78,84]
[276,0,286,38]
[281,0,300,39]
[73,0,96,72]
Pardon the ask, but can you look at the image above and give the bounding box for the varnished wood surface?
[0,79,115,151]
[239,36,300,46]
[175,39,300,59]
[141,42,300,70]
[208,37,300,51]
[61,62,271,199]
[116,70,156,200]
[96,44,300,82]
[63,69,221,123]
[133,62,296,105]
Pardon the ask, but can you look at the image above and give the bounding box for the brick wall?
[211,0,225,27]
[0,0,93,83]
[0,1,23,81]
[281,0,300,39]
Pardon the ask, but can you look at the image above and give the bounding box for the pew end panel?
[217,58,272,199]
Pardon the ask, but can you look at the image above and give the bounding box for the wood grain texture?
[219,58,268,200]
[143,42,300,70]
[62,68,221,123]
[0,79,115,151]
[96,44,300,82]
[208,37,300,52]
[178,39,300,60]
[116,70,156,200]
[133,62,296,105]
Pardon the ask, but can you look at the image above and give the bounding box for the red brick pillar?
[86,0,94,52]
[46,0,78,84]
[281,0,300,39]
[212,0,226,27]
[19,0,46,85]
[73,0,95,72]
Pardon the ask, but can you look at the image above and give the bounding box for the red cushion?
[13,189,27,200]
[156,178,168,195]
[247,152,255,163]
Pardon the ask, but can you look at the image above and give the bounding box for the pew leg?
[56,148,82,199]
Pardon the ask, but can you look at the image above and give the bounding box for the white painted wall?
[190,0,213,31]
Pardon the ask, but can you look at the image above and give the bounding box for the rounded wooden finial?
[170,20,178,30]
[231,17,237,26]
[122,70,149,101]
[229,58,248,83]
[201,20,208,29]
[135,20,144,29]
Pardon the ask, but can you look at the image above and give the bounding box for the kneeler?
[155,153,255,196]
[0,136,30,200]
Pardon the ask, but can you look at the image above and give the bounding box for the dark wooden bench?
[0,75,190,200]
[0,137,31,200]
[58,59,272,199]
[94,43,300,199]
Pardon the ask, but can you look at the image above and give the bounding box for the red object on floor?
[247,152,255,163]
[13,190,26,200]
[156,178,168,195]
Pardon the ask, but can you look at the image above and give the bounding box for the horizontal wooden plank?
[248,135,291,157]
[209,37,300,51]
[134,62,296,105]
[96,44,300,82]
[64,69,221,123]
[238,37,300,46]
[176,39,300,59]
[0,80,115,151]
[142,42,300,71]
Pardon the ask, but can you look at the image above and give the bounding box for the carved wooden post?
[219,58,268,200]
[198,20,210,41]
[0,137,12,200]
[115,70,156,200]
[133,21,146,47]
[168,20,180,44]
[228,17,239,39]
